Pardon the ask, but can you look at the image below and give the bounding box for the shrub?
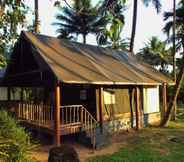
[0,110,37,162]
[48,145,80,162]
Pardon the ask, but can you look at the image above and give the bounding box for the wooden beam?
[162,83,167,116]
[99,87,104,133]
[135,87,141,130]
[54,83,61,146]
[20,88,23,102]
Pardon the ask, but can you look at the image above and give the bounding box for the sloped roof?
[19,31,173,85]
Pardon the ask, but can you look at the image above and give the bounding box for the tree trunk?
[172,0,176,82]
[129,0,138,53]
[171,0,177,120]
[34,0,39,33]
[160,61,184,126]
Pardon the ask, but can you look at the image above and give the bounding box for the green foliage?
[137,36,172,74]
[0,110,37,162]
[163,0,184,52]
[167,80,184,105]
[53,0,107,43]
[97,0,128,50]
[0,55,6,68]
[0,0,28,66]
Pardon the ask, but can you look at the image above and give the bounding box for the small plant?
[0,109,37,162]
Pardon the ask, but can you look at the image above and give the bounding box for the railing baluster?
[70,106,72,123]
[33,104,35,122]
[73,106,76,123]
[66,107,68,124]
[30,103,32,121]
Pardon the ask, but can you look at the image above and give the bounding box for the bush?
[0,110,37,162]
[48,145,80,162]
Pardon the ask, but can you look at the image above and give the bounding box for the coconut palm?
[137,36,172,73]
[0,0,28,63]
[53,0,107,44]
[99,0,162,52]
[97,0,128,50]
[97,18,129,50]
[163,0,184,51]
[160,0,184,126]
[34,0,39,33]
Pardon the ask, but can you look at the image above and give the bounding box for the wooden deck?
[14,103,98,147]
[16,103,98,135]
[20,120,83,135]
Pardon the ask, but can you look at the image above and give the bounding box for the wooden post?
[7,87,11,101]
[20,88,23,102]
[162,83,167,117]
[99,87,104,133]
[54,83,61,146]
[135,87,141,130]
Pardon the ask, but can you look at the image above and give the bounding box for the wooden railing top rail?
[81,106,98,125]
[60,105,83,108]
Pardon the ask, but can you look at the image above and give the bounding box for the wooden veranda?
[15,101,98,148]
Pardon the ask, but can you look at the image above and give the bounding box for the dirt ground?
[31,130,134,162]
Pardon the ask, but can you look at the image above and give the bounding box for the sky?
[24,0,180,52]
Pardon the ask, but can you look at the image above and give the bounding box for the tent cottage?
[0,31,173,147]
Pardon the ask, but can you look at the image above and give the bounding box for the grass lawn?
[87,109,184,162]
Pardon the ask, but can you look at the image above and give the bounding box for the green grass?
[88,109,184,162]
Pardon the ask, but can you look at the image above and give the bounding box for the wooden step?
[60,122,82,135]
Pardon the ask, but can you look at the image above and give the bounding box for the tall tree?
[129,0,162,53]
[53,0,107,44]
[97,0,128,50]
[0,0,28,66]
[137,36,172,73]
[161,0,184,126]
[34,0,39,33]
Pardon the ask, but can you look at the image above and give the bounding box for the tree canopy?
[137,36,172,74]
[53,0,107,44]
[0,0,29,68]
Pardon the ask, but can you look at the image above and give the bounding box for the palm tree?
[137,37,172,73]
[53,0,107,44]
[163,0,184,51]
[97,0,128,50]
[160,0,184,126]
[34,0,39,33]
[97,18,129,50]
[130,0,162,53]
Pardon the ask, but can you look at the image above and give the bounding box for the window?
[0,87,8,101]
[103,89,131,120]
[143,86,159,114]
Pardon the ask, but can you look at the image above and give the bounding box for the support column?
[162,83,167,117]
[135,86,141,130]
[20,88,23,102]
[7,87,11,101]
[54,83,61,146]
[99,87,104,133]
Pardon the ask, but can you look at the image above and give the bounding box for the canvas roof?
[14,31,173,86]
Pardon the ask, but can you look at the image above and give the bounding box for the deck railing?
[16,103,98,148]
[61,105,98,149]
[17,103,54,126]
